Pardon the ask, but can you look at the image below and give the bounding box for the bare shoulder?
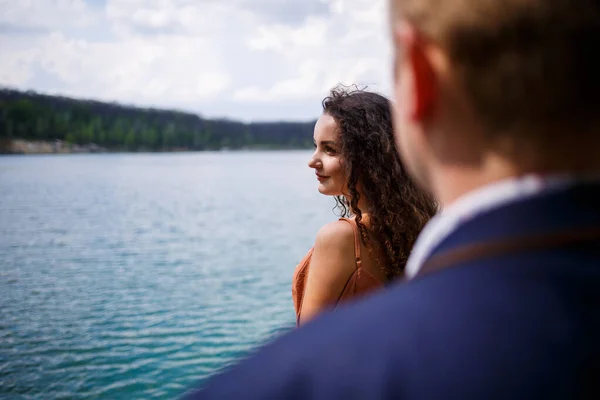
[314,220,355,252]
[310,219,357,282]
[297,220,357,324]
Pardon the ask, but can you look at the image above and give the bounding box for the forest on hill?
[0,88,316,152]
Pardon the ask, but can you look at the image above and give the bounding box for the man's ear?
[395,23,438,121]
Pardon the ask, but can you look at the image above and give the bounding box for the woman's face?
[308,114,346,196]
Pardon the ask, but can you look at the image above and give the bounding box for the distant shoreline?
[0,88,316,155]
[0,139,311,155]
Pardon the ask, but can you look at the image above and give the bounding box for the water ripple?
[0,152,332,399]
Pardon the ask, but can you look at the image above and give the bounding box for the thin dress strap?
[339,218,361,268]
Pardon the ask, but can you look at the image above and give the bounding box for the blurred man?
[185,0,600,398]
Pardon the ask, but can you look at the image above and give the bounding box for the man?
[185,0,600,398]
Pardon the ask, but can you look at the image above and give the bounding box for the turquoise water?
[0,151,333,399]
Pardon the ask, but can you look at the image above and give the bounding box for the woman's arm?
[298,220,357,325]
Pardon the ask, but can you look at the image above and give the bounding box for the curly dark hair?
[322,85,438,280]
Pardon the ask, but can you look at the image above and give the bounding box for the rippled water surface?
[0,152,333,399]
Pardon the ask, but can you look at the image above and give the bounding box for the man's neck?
[432,149,600,208]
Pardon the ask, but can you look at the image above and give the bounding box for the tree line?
[0,88,316,151]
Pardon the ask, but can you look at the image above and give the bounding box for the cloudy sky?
[1,0,392,122]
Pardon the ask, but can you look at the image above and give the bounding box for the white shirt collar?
[404,174,578,280]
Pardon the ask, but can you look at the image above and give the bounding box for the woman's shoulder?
[308,220,357,290]
[314,219,355,252]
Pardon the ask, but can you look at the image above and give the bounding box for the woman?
[293,86,438,325]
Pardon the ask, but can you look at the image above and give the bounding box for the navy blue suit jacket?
[186,182,600,399]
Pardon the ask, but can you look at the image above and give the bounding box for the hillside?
[0,88,316,153]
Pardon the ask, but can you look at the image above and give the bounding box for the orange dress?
[292,218,384,325]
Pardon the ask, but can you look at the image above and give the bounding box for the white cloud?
[0,0,393,121]
[248,17,329,52]
[0,0,94,30]
[34,32,231,102]
[0,46,37,85]
[236,0,392,104]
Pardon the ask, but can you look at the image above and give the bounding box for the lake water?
[0,151,334,399]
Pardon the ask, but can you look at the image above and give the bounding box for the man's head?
[389,0,600,204]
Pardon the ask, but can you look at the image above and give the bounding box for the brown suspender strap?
[339,218,362,267]
[334,218,363,308]
[417,227,600,279]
